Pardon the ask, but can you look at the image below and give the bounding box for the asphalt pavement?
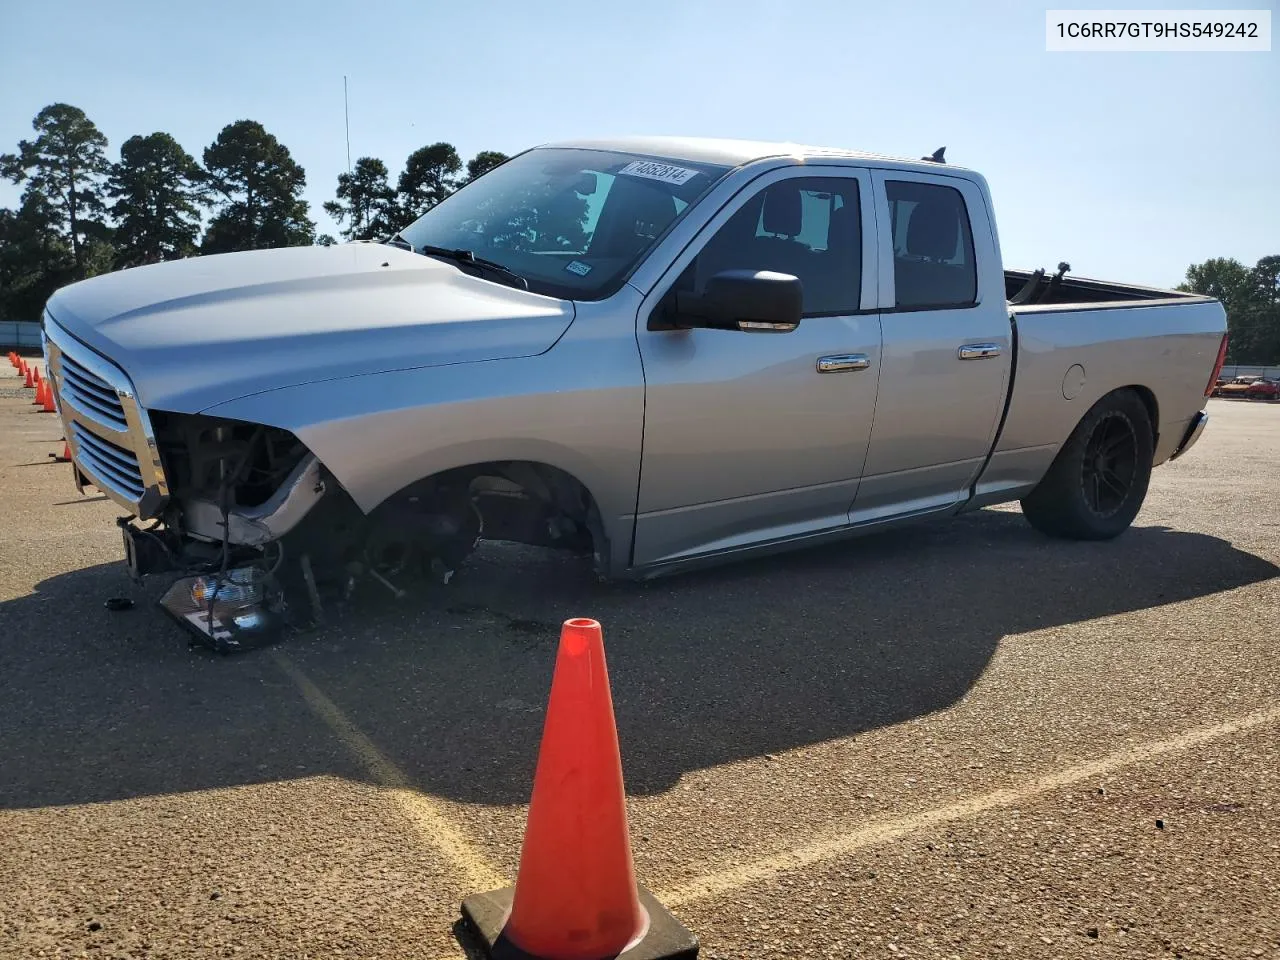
[1,363,1277,959]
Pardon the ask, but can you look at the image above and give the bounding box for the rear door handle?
[958,343,1001,360]
[816,354,871,373]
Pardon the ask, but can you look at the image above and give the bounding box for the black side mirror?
[654,269,803,332]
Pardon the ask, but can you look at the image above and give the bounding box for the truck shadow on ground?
[1,508,1275,810]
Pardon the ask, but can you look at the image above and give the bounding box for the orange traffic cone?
[50,441,71,462]
[23,365,34,388]
[33,380,45,405]
[461,618,698,960]
[41,384,56,413]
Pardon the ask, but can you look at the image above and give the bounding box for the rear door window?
[885,180,977,310]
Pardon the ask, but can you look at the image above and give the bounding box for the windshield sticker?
[564,260,593,277]
[617,160,700,186]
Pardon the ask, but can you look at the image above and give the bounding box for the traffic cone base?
[462,884,697,960]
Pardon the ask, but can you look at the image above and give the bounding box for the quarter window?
[885,180,977,309]
[680,177,862,316]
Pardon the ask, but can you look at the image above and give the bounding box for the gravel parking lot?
[2,364,1277,960]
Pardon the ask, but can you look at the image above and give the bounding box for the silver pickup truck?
[40,136,1229,648]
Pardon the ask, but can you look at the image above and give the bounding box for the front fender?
[200,344,646,573]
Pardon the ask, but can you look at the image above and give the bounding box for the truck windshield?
[395,147,731,300]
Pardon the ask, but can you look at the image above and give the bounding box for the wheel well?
[1119,385,1159,444]
[1043,385,1160,478]
[376,460,610,575]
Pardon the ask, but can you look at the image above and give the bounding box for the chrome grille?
[42,313,170,518]
[69,422,146,501]
[58,352,129,430]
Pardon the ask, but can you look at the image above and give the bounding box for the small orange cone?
[461,618,698,960]
[23,366,34,388]
[33,380,45,405]
[50,441,71,462]
[41,384,56,413]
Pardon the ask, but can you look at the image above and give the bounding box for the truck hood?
[44,243,575,413]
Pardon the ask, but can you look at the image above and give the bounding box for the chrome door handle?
[958,343,1001,360]
[816,354,871,373]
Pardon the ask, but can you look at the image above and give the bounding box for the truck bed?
[1005,268,1209,309]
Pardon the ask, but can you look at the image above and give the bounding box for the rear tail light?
[1205,332,1229,397]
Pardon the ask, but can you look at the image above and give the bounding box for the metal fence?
[0,321,42,350]
[1220,364,1280,379]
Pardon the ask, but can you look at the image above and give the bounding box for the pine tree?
[201,120,315,252]
[106,132,205,267]
[324,157,398,241]
[1,103,111,277]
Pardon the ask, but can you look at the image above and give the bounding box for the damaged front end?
[119,411,602,653]
[118,411,436,651]
[117,413,335,652]
[45,316,600,654]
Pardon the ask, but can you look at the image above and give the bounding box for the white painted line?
[272,650,506,893]
[658,703,1280,906]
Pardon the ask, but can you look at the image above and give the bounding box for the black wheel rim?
[1081,412,1137,517]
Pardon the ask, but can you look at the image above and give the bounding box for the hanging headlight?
[160,565,277,652]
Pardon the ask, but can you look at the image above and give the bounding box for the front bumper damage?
[40,318,279,653]
[179,455,327,547]
[44,315,510,655]
[114,456,336,653]
[119,517,291,654]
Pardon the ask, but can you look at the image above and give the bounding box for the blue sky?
[2,0,1275,287]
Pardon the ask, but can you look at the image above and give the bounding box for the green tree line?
[0,102,508,321]
[1178,256,1280,365]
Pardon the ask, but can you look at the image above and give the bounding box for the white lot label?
[1046,9,1271,51]
[617,160,700,185]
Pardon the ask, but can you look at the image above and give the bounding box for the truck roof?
[540,135,979,177]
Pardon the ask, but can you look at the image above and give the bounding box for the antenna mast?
[344,75,360,236]
[343,75,352,176]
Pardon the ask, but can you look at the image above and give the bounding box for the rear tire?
[1020,389,1154,540]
